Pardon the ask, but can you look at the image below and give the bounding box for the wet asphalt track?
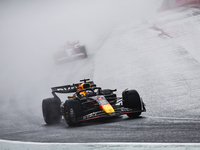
[1,6,200,143]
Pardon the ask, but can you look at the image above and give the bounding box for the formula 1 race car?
[42,79,146,126]
[53,41,87,64]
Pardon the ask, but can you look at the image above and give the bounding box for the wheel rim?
[70,108,75,118]
[64,106,69,123]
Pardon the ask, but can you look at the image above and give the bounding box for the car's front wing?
[76,107,146,122]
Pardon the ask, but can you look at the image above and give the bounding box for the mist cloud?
[0,0,159,100]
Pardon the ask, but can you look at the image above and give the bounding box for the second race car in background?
[53,41,87,64]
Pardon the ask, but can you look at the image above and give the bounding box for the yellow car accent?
[101,104,115,113]
[80,91,87,97]
[81,83,91,89]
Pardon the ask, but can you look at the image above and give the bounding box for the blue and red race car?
[42,79,146,126]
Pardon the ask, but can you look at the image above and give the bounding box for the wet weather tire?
[122,89,142,118]
[79,46,87,58]
[64,100,83,127]
[42,97,61,125]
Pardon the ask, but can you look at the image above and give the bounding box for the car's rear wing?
[51,85,77,93]
[51,84,78,98]
[51,81,96,97]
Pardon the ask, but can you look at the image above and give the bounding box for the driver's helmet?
[77,83,91,97]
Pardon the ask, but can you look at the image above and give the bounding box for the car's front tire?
[122,89,143,118]
[64,100,83,127]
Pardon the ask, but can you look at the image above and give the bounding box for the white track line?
[1,139,200,145]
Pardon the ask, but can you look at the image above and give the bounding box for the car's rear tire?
[79,46,87,58]
[64,100,83,127]
[122,89,142,118]
[42,97,61,125]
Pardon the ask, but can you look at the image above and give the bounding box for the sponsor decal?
[121,107,132,112]
[83,112,97,119]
